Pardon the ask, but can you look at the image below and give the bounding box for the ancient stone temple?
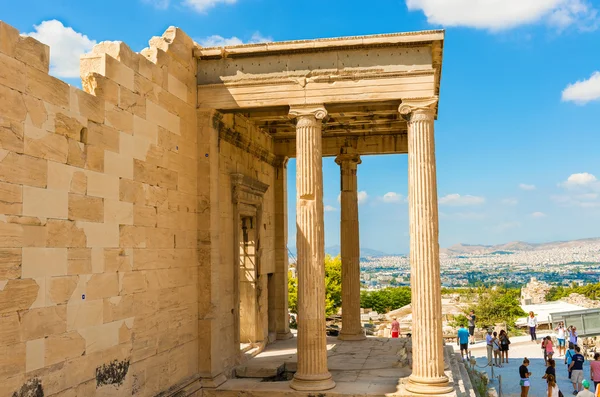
[0,20,461,397]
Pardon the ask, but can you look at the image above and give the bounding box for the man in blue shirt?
[457,325,470,361]
[569,345,585,394]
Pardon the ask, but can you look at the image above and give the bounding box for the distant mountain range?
[441,237,600,255]
[288,237,600,259]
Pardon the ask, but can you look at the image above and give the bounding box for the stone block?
[68,193,104,222]
[104,150,133,179]
[15,36,49,73]
[145,227,175,249]
[73,89,105,124]
[67,248,92,274]
[167,73,188,102]
[104,199,133,225]
[133,114,158,144]
[157,126,179,152]
[119,178,145,204]
[0,312,20,347]
[119,86,146,118]
[86,170,119,200]
[77,221,119,248]
[23,186,68,219]
[84,121,119,153]
[0,51,26,93]
[92,247,104,273]
[0,220,23,248]
[71,171,87,195]
[24,123,69,163]
[104,249,132,272]
[22,247,68,278]
[144,185,168,207]
[0,248,21,279]
[85,145,105,172]
[45,331,86,367]
[0,115,25,153]
[20,305,67,341]
[119,271,148,294]
[22,223,47,248]
[66,299,104,330]
[23,94,48,129]
[55,113,85,141]
[82,73,119,105]
[133,205,157,227]
[0,83,27,122]
[0,180,22,215]
[146,99,180,135]
[66,138,86,168]
[103,295,134,322]
[78,319,125,354]
[48,276,79,305]
[0,151,48,189]
[0,342,26,378]
[86,273,119,300]
[0,21,20,57]
[134,159,158,185]
[105,103,134,134]
[26,66,69,108]
[156,167,178,189]
[0,279,39,314]
[46,219,87,248]
[105,54,135,90]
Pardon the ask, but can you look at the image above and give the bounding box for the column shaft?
[402,101,453,395]
[336,150,365,341]
[289,106,335,391]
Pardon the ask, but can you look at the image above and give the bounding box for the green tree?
[287,255,343,316]
[469,287,526,329]
[360,287,411,313]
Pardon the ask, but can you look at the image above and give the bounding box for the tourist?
[390,317,400,338]
[543,359,556,383]
[545,336,555,364]
[547,374,560,397]
[566,342,577,380]
[590,352,600,390]
[499,329,511,364]
[520,357,532,397]
[457,324,470,362]
[556,322,567,357]
[528,311,538,342]
[569,326,579,347]
[543,336,549,365]
[492,331,502,367]
[570,346,586,394]
[577,380,594,397]
[486,329,494,366]
[467,310,476,344]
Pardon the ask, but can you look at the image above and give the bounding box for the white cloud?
[357,191,368,205]
[183,0,237,12]
[562,172,597,187]
[26,20,96,78]
[324,205,337,212]
[382,192,403,203]
[197,32,271,47]
[439,194,485,206]
[501,198,519,206]
[519,183,536,191]
[531,211,547,218]
[562,72,600,104]
[405,0,599,31]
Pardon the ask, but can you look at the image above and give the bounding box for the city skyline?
[2,0,599,253]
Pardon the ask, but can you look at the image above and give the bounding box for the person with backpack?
[566,342,576,380]
[499,329,511,364]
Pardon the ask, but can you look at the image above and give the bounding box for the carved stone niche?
[231,173,270,347]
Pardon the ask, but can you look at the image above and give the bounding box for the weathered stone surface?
[84,122,119,153]
[45,331,86,367]
[24,124,69,163]
[86,273,119,300]
[0,248,21,279]
[0,279,39,314]
[67,248,92,274]
[23,186,68,219]
[0,84,27,122]
[74,89,105,124]
[0,220,23,248]
[55,113,85,141]
[26,66,69,108]
[20,305,68,340]
[0,342,25,378]
[0,151,47,188]
[68,193,104,222]
[67,299,104,331]
[47,219,87,248]
[22,247,68,278]
[0,115,24,153]
[48,276,79,305]
[105,103,134,134]
[0,312,20,347]
[0,180,22,215]
[104,199,133,225]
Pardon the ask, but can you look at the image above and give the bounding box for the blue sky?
[3,0,600,253]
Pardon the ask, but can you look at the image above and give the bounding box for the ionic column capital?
[335,146,361,168]
[398,97,438,122]
[289,105,328,127]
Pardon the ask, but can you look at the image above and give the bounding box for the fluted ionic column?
[336,146,366,341]
[400,99,453,395]
[289,105,335,391]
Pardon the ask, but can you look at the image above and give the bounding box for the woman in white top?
[527,311,538,342]
[555,322,566,357]
[547,374,560,397]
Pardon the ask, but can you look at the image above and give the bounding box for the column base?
[290,373,336,391]
[338,330,366,341]
[199,373,228,388]
[276,331,294,340]
[405,375,453,395]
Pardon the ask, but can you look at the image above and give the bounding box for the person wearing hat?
[576,379,594,397]
[486,329,494,366]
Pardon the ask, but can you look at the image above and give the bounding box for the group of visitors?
[457,325,511,366]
